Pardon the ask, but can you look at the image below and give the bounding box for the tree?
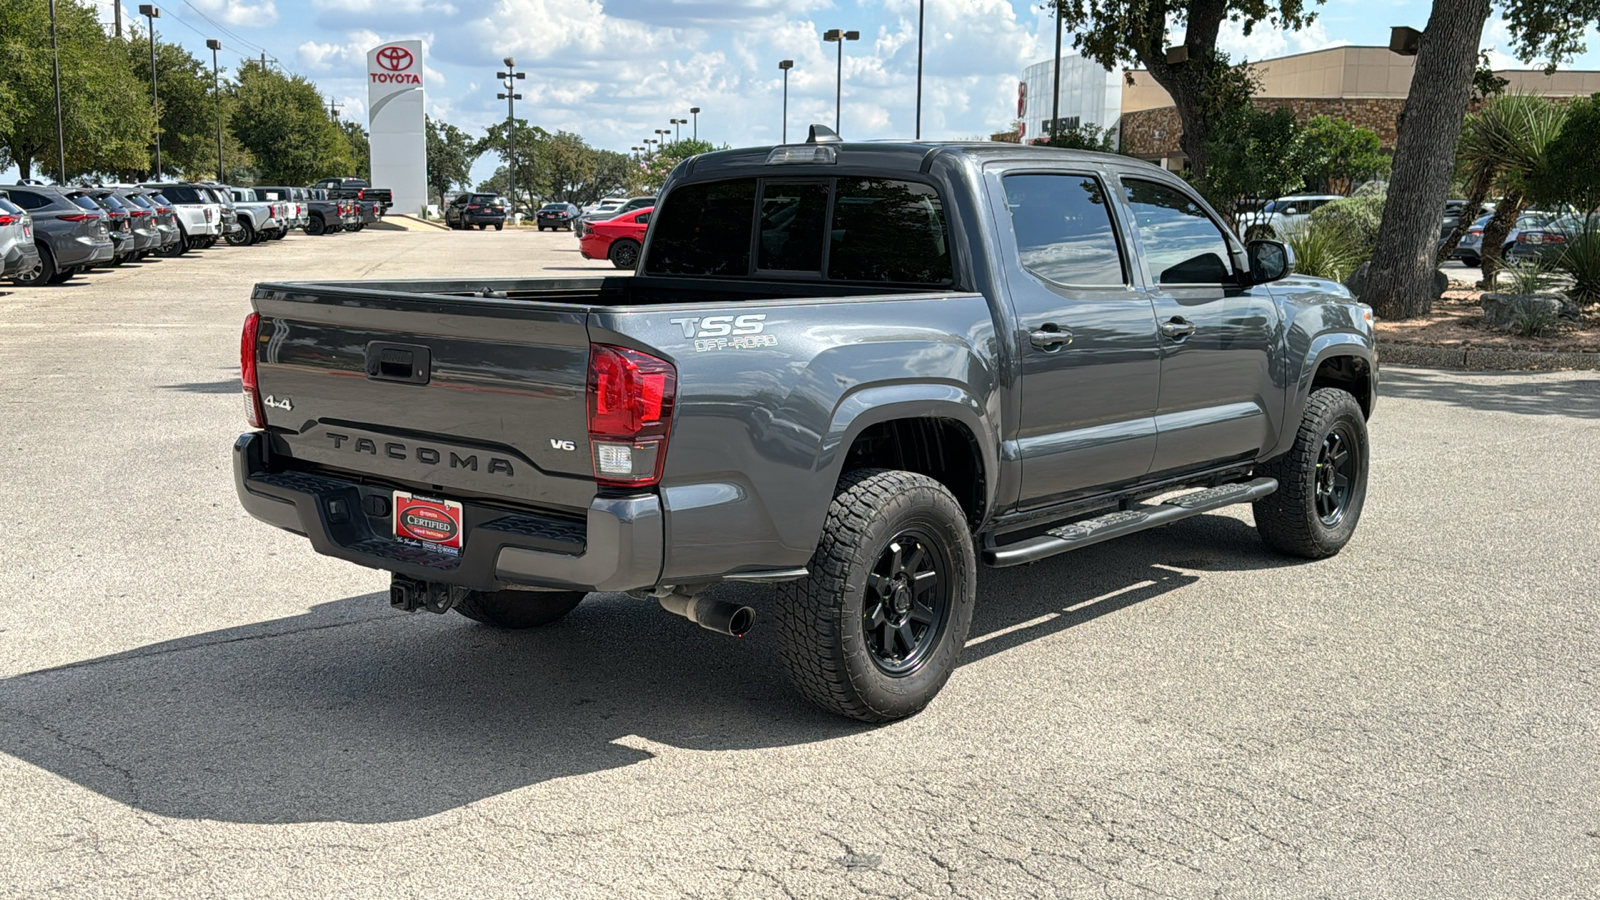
[476,118,549,207]
[1292,115,1388,194]
[0,0,154,180]
[587,150,635,204]
[638,139,721,193]
[534,131,599,203]
[122,34,220,180]
[1361,0,1598,318]
[1043,0,1320,181]
[425,116,479,206]
[1199,105,1303,232]
[1527,93,1600,213]
[340,120,371,182]
[1029,121,1117,152]
[230,60,351,185]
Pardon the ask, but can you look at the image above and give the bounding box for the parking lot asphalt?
[2,229,1598,898]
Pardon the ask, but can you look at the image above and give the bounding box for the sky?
[24,0,1600,187]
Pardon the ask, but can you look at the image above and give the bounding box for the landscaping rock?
[1480,292,1581,327]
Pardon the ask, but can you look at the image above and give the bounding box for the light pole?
[822,29,859,134]
[689,107,700,141]
[48,0,66,183]
[916,0,925,139]
[1051,0,1063,141]
[778,60,793,143]
[206,39,223,182]
[670,118,686,141]
[496,57,525,209]
[655,128,670,148]
[139,5,161,177]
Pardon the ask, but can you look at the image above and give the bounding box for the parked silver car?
[0,194,42,280]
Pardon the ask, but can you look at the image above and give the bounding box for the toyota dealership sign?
[366,40,427,214]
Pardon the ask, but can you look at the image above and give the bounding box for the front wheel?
[775,469,976,722]
[608,238,641,269]
[454,589,587,629]
[1253,387,1370,559]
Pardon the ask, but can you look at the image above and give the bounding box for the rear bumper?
[3,241,40,276]
[233,432,664,593]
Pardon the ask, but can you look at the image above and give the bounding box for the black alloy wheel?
[227,221,253,246]
[862,528,951,677]
[1314,425,1357,526]
[609,239,640,269]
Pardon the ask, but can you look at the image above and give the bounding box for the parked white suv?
[143,183,225,249]
[1243,194,1343,240]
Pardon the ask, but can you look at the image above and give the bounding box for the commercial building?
[1015,45,1600,170]
[1017,55,1123,143]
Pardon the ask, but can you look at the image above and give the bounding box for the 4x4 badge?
[262,395,293,411]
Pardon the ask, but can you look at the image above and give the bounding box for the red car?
[579,206,652,269]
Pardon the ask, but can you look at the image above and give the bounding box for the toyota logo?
[376,46,414,71]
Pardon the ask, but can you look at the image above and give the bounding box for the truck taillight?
[587,344,676,487]
[241,312,266,428]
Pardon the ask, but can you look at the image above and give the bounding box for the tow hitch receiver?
[390,573,466,614]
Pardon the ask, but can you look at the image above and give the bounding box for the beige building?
[1115,45,1600,169]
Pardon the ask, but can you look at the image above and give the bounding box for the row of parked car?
[1,180,386,286]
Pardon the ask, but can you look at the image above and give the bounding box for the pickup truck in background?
[236,133,1378,722]
[303,189,360,236]
[225,187,288,245]
[314,177,394,213]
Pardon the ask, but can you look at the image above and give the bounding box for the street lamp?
[206,39,223,182]
[915,0,924,139]
[496,56,525,209]
[822,29,859,135]
[655,128,670,147]
[670,118,686,141]
[689,107,701,141]
[139,4,161,177]
[778,60,793,143]
[48,0,66,183]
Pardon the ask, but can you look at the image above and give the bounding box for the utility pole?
[823,29,859,135]
[690,107,700,141]
[207,39,223,182]
[114,0,122,38]
[916,0,924,139]
[49,0,66,183]
[329,100,340,121]
[1051,1,1063,141]
[778,60,793,143]
[497,57,525,210]
[139,5,162,178]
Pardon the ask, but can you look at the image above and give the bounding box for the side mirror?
[1282,206,1299,216]
[1247,239,1294,283]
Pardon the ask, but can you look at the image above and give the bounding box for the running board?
[983,478,1278,567]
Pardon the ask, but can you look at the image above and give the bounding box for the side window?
[1003,173,1126,286]
[11,191,49,210]
[643,179,756,276]
[828,179,951,284]
[758,181,829,273]
[1122,179,1235,285]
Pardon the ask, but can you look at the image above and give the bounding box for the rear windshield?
[540,203,566,210]
[70,196,101,212]
[125,194,154,209]
[162,186,204,204]
[257,188,286,201]
[0,198,22,215]
[643,177,952,286]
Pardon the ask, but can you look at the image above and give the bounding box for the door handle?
[1029,326,1075,351]
[1161,317,1197,340]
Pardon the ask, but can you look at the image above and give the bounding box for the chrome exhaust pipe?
[657,591,755,637]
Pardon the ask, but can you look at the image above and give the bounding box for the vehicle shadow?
[1381,366,1600,419]
[159,379,239,394]
[0,514,1293,824]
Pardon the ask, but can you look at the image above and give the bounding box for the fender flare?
[1269,334,1377,459]
[818,382,1000,527]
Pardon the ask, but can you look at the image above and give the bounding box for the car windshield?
[162,186,204,204]
[150,193,170,207]
[540,203,565,210]
[0,198,23,216]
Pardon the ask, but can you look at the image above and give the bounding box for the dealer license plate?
[393,491,464,553]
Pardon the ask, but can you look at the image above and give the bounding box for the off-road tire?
[774,469,976,723]
[1253,387,1369,559]
[306,216,325,236]
[454,589,587,629]
[609,238,641,269]
[227,221,254,246]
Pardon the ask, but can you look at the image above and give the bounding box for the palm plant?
[1456,94,1569,289]
[1283,220,1365,283]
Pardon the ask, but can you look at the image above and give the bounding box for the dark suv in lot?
[445,193,508,230]
[2,184,114,284]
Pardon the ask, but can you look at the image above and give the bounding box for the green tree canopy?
[1292,115,1388,194]
[1528,93,1600,212]
[1199,105,1303,231]
[426,116,480,205]
[339,120,371,182]
[122,33,221,181]
[0,0,154,180]
[230,60,350,185]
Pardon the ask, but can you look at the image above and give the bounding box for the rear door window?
[828,179,951,284]
[1003,173,1126,286]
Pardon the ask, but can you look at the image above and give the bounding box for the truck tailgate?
[251,286,597,513]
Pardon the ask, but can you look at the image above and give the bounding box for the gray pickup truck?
[235,133,1377,721]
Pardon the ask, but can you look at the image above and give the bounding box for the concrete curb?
[378,215,449,232]
[1379,341,1600,371]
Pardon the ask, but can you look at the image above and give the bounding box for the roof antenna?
[807,124,843,144]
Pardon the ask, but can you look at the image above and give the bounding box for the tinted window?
[9,190,51,210]
[0,198,23,215]
[125,194,153,209]
[828,179,951,285]
[1004,174,1125,286]
[163,186,203,204]
[1122,179,1234,284]
[758,182,828,272]
[643,179,756,276]
[71,196,101,212]
[150,193,171,207]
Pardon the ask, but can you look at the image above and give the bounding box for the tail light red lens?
[59,213,95,222]
[0,215,14,226]
[241,312,266,428]
[587,344,676,487]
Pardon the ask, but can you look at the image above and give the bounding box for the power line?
[178,0,275,58]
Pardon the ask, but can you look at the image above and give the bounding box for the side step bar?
[983,477,1278,567]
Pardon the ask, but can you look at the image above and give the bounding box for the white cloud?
[189,0,280,28]
[298,29,382,70]
[1213,19,1347,62]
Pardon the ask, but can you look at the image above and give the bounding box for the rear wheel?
[608,238,641,269]
[1254,387,1369,559]
[455,589,587,629]
[11,243,53,285]
[306,215,325,236]
[775,469,976,722]
[494,223,503,231]
[46,266,76,284]
[227,221,254,246]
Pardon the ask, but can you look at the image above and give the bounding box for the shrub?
[1307,193,1386,261]
[1510,306,1558,337]
[1503,257,1554,294]
[1283,220,1365,282]
[1555,216,1600,304]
